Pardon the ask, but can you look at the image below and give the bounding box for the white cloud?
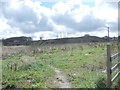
[52,2,70,15]
[0,18,10,31]
[0,0,118,40]
[0,17,23,39]
[93,2,118,22]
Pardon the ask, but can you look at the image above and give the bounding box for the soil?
[48,65,71,88]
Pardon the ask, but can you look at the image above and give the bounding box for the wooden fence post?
[107,45,112,88]
[118,42,120,74]
[0,40,2,90]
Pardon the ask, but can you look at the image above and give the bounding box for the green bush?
[114,77,120,89]
[95,77,106,89]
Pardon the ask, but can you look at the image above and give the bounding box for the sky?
[0,0,119,40]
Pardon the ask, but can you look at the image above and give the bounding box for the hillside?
[2,35,118,46]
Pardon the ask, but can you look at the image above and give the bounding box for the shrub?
[114,77,120,89]
[95,77,106,89]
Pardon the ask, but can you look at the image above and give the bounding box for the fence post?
[107,44,112,88]
[118,43,120,81]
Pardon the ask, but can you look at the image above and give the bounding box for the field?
[1,42,120,88]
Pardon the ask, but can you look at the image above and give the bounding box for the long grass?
[2,42,119,88]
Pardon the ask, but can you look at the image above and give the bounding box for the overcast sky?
[0,0,119,40]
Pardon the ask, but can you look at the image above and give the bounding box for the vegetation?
[2,42,120,88]
[2,35,118,46]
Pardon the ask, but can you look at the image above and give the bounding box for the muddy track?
[48,65,71,88]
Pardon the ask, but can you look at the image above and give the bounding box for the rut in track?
[49,65,71,88]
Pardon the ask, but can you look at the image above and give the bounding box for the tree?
[40,36,43,45]
[40,36,42,40]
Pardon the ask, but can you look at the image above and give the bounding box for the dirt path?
[48,65,71,88]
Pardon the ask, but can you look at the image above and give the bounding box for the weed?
[2,42,119,88]
[95,76,106,89]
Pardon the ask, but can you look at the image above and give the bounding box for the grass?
[2,54,55,88]
[2,42,119,88]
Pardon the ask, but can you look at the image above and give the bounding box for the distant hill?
[35,35,107,46]
[2,36,32,46]
[2,35,118,46]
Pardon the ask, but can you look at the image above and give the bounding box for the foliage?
[2,42,119,88]
[95,76,106,89]
[113,77,120,89]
